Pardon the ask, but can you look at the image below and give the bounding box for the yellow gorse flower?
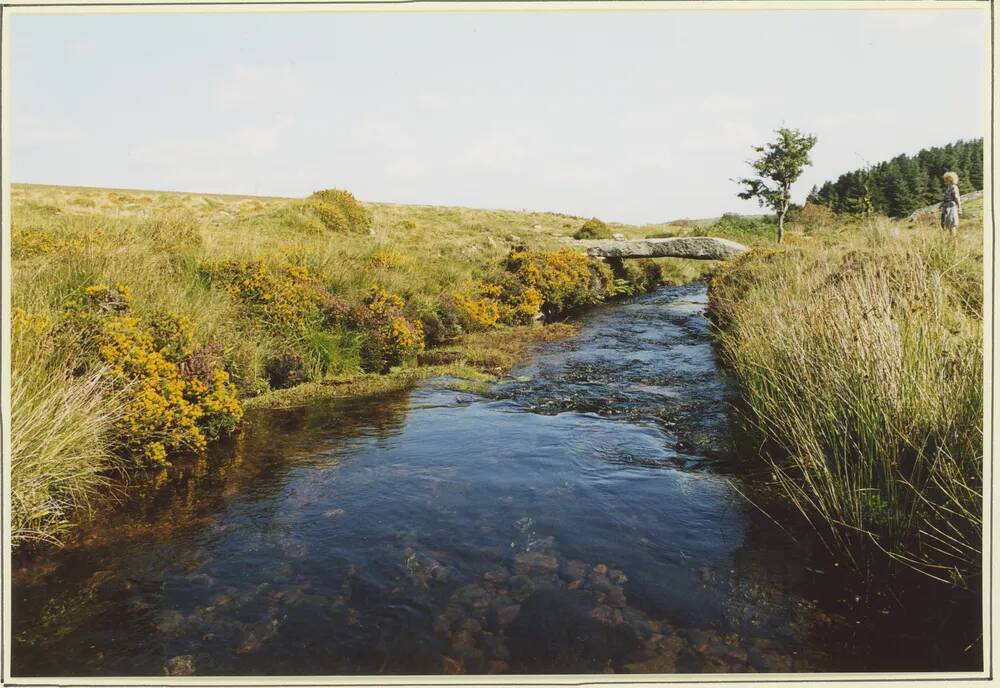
[64,282,243,466]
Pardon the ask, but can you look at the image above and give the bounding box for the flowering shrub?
[503,248,615,317]
[358,286,426,372]
[306,188,373,234]
[452,282,503,330]
[573,218,612,240]
[368,250,414,271]
[203,259,328,333]
[12,308,51,339]
[12,227,111,259]
[454,276,544,327]
[64,283,243,466]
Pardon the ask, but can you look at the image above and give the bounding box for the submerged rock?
[487,659,510,673]
[623,654,677,674]
[747,639,794,672]
[442,655,465,674]
[506,588,642,673]
[508,575,536,600]
[163,655,195,676]
[591,605,625,626]
[453,584,491,610]
[482,568,509,584]
[559,559,588,581]
[451,630,477,651]
[514,551,559,574]
[458,618,483,633]
[156,610,187,635]
[586,571,615,593]
[495,604,521,627]
[606,586,627,607]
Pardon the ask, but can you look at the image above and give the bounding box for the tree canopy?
[808,138,983,218]
[736,127,817,243]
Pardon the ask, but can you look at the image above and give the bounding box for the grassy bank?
[708,199,984,586]
[13,183,708,544]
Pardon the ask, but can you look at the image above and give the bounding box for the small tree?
[736,128,817,243]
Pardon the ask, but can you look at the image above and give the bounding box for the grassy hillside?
[708,196,985,586]
[13,183,715,544]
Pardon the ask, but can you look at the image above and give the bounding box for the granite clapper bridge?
[579,236,748,261]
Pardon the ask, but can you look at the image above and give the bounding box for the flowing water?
[12,284,981,676]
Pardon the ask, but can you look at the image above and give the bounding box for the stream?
[11,283,981,676]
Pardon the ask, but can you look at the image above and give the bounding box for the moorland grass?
[708,199,984,586]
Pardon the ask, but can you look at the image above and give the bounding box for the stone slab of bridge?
[578,236,749,261]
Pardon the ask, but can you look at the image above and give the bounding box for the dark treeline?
[807,139,983,218]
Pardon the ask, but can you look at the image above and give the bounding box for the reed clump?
[10,309,124,544]
[708,209,983,586]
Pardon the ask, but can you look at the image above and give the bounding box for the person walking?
[940,171,961,234]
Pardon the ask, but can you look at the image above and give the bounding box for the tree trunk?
[776,184,790,244]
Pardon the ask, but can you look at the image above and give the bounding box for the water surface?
[12,284,981,676]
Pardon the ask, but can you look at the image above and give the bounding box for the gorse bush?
[573,217,612,240]
[451,278,545,329]
[63,284,243,466]
[306,188,374,234]
[358,286,426,373]
[709,224,982,586]
[368,249,414,271]
[203,259,329,334]
[503,248,616,317]
[452,282,504,330]
[452,248,661,328]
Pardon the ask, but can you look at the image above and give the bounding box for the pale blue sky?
[11,8,987,223]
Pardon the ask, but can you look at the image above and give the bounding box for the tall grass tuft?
[709,218,983,586]
[11,326,125,545]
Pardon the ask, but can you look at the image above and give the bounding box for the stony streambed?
[11,283,979,676]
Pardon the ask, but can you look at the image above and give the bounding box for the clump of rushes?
[63,283,243,466]
[709,224,982,586]
[10,308,124,544]
[306,188,374,234]
[573,217,612,240]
